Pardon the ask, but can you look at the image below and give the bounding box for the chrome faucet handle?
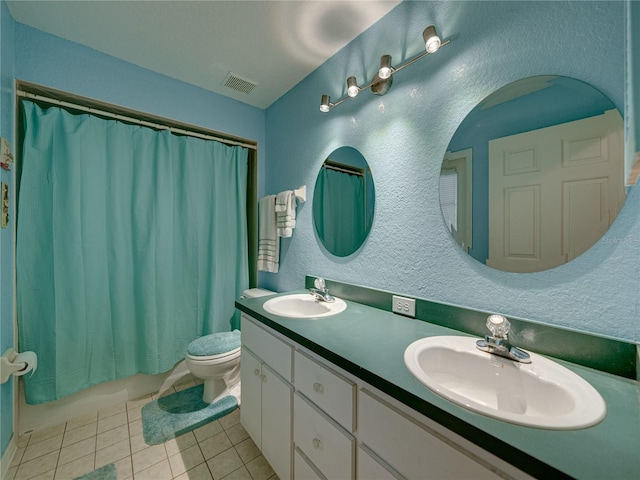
[486,314,510,338]
[477,314,531,363]
[309,277,335,303]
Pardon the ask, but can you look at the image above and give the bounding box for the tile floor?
[6,381,278,480]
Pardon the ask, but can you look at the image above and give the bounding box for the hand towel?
[257,195,279,272]
[276,190,296,238]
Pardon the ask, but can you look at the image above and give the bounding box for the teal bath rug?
[73,463,116,480]
[141,384,238,445]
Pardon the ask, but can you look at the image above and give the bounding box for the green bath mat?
[73,463,116,480]
[141,384,238,445]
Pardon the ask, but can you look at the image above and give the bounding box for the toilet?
[185,288,275,404]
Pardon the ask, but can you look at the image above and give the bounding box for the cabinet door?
[359,390,500,480]
[240,347,262,448]
[294,448,324,480]
[262,363,293,480]
[357,446,402,480]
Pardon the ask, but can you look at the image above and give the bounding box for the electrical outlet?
[392,295,415,318]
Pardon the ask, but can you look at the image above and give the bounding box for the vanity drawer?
[241,314,293,381]
[357,446,401,480]
[294,393,354,479]
[358,389,500,480]
[294,350,355,431]
[294,448,323,480]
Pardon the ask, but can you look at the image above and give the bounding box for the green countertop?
[236,292,640,480]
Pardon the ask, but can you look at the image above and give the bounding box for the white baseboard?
[0,436,17,480]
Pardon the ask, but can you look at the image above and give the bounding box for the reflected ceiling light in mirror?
[319,25,449,112]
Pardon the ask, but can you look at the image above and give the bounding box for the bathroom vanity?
[236,288,640,480]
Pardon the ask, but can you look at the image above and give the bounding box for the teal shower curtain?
[17,101,249,404]
[313,167,365,257]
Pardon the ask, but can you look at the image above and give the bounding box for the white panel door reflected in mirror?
[441,76,625,273]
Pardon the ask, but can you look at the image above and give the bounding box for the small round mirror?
[313,146,375,257]
[441,75,625,273]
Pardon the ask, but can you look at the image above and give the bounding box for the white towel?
[275,190,296,238]
[257,195,279,272]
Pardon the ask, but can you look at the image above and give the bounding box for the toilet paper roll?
[13,351,37,377]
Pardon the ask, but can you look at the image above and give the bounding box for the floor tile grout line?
[14,397,274,480]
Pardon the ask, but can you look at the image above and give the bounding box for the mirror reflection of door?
[440,149,473,252]
[487,109,624,272]
[440,75,627,273]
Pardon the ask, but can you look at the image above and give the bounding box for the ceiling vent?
[222,72,257,95]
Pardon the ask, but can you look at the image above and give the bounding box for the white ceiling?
[7,0,402,109]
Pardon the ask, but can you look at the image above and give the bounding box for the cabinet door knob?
[261,374,267,381]
[312,437,322,449]
[313,382,324,393]
[254,369,260,376]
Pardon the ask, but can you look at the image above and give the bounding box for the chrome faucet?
[309,277,335,303]
[476,315,531,363]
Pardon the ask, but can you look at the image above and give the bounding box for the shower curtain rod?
[17,90,257,151]
[324,161,365,176]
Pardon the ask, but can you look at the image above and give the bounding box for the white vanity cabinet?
[293,350,356,479]
[240,314,530,480]
[294,448,324,480]
[357,445,402,480]
[294,350,356,431]
[240,314,293,480]
[358,389,504,480]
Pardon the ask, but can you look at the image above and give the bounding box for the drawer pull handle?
[313,382,324,393]
[312,437,322,450]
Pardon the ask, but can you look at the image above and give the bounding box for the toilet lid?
[187,330,241,357]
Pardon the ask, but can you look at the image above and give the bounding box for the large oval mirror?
[441,75,625,273]
[313,146,375,257]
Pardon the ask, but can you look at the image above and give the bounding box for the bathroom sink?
[262,294,347,319]
[404,336,606,429]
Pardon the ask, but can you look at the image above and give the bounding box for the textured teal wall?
[632,0,640,163]
[0,0,15,458]
[2,13,266,456]
[263,1,639,342]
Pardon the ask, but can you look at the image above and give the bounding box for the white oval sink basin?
[404,336,606,429]
[263,294,347,318]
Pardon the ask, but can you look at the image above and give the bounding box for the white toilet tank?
[242,288,276,298]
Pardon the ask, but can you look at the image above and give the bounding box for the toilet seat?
[186,330,241,360]
[186,346,240,362]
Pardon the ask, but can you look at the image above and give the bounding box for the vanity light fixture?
[347,76,360,97]
[319,25,450,112]
[378,55,393,80]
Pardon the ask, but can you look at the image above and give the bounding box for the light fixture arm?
[391,38,450,76]
[319,26,450,112]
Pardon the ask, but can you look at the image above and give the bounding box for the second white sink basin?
[263,294,347,318]
[404,336,606,429]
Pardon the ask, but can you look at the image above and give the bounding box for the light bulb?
[347,76,359,97]
[320,95,331,113]
[423,25,441,53]
[378,55,392,80]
